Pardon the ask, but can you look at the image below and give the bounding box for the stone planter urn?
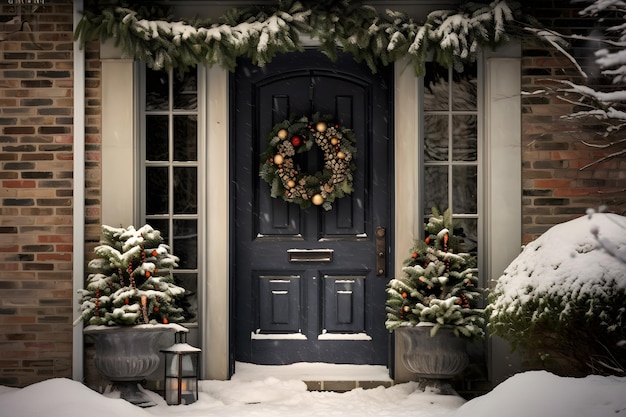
[84,324,184,407]
[398,324,469,395]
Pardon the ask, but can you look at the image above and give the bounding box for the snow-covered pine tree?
[386,209,484,338]
[76,224,186,326]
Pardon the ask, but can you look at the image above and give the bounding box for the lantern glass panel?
[164,375,198,405]
[162,338,200,406]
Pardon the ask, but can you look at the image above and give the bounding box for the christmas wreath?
[259,114,357,211]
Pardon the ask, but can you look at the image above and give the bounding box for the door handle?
[375,227,386,276]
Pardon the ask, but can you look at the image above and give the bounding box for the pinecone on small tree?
[385,209,485,338]
[76,224,186,326]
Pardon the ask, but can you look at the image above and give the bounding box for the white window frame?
[417,61,484,282]
[137,65,207,330]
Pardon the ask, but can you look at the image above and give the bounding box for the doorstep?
[303,380,394,392]
[233,362,394,392]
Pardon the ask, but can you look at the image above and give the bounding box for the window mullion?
[448,67,454,218]
[168,71,175,250]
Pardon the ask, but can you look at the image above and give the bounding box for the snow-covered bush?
[75,224,187,326]
[488,213,626,376]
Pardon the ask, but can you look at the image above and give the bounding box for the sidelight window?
[421,62,481,256]
[140,67,200,323]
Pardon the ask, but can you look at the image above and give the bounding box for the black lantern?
[161,331,201,405]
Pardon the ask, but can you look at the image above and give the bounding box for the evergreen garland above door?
[75,0,533,76]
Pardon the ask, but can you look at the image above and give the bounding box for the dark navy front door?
[232,50,392,365]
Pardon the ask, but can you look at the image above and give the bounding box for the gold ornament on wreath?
[260,114,357,210]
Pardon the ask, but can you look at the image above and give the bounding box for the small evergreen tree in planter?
[75,224,189,407]
[76,224,186,326]
[386,209,485,393]
[386,209,485,337]
[488,213,626,377]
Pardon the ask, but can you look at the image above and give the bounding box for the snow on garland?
[259,114,356,211]
[74,0,529,76]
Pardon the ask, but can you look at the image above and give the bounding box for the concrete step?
[233,362,394,392]
[304,380,394,392]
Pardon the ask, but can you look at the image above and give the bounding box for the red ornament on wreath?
[290,135,302,147]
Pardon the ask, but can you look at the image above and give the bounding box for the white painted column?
[485,55,523,386]
[72,0,85,382]
[204,66,231,380]
[393,59,421,382]
[394,60,420,280]
[100,45,136,227]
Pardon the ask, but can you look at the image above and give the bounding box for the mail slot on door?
[287,249,334,262]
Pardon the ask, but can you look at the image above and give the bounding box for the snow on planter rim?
[490,213,626,317]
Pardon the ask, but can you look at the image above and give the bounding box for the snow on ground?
[2,212,625,416]
[457,371,626,417]
[0,364,624,417]
[231,361,392,382]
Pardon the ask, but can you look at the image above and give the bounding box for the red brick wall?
[521,0,626,243]
[0,0,101,387]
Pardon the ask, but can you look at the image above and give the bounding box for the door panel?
[323,274,366,334]
[258,273,302,333]
[232,50,392,365]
